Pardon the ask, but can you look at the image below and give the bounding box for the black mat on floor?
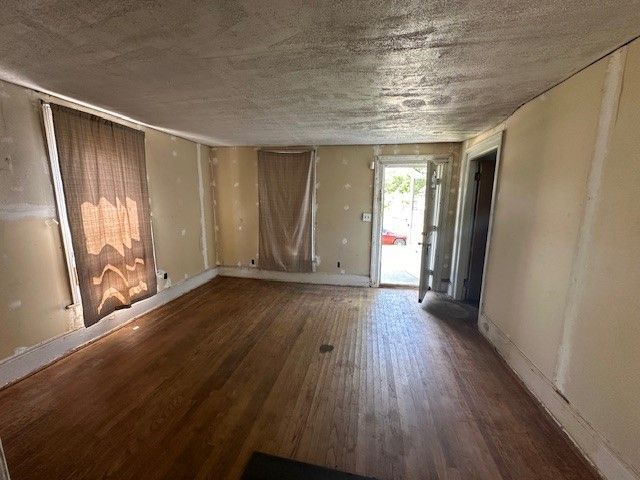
[241,452,376,480]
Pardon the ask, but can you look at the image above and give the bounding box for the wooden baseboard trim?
[0,268,219,389]
[479,312,639,480]
[217,266,371,287]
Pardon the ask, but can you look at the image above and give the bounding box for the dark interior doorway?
[464,151,497,306]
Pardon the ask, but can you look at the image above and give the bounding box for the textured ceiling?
[1,1,639,146]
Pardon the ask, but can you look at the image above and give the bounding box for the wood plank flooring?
[0,277,599,479]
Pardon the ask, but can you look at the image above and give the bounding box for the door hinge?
[474,171,481,181]
[463,278,468,288]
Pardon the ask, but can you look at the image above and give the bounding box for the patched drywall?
[1,2,640,145]
[0,80,76,360]
[559,40,640,473]
[315,146,375,276]
[145,131,205,284]
[480,60,607,379]
[212,144,461,278]
[210,147,259,268]
[464,38,640,477]
[0,79,215,362]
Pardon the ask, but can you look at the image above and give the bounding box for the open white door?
[418,162,437,302]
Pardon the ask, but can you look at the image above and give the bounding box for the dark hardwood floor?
[0,277,598,479]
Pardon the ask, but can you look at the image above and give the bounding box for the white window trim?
[42,103,84,318]
[311,147,318,271]
[196,143,209,270]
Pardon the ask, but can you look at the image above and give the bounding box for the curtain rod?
[259,148,316,154]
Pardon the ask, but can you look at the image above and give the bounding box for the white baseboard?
[479,312,639,480]
[217,266,371,287]
[0,268,219,389]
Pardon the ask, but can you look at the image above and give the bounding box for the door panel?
[465,156,496,306]
[418,163,437,302]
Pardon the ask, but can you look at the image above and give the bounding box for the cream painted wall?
[481,60,606,379]
[464,39,640,477]
[146,130,205,284]
[0,79,214,361]
[316,146,374,275]
[559,41,640,473]
[0,81,76,360]
[211,144,461,278]
[210,147,259,268]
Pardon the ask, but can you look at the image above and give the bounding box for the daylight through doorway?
[380,166,427,286]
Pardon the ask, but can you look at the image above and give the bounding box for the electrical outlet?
[362,212,372,222]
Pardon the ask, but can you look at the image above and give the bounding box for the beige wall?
[560,41,640,473]
[465,39,640,476]
[211,144,461,277]
[0,79,214,361]
[0,81,76,360]
[210,147,259,268]
[146,130,207,284]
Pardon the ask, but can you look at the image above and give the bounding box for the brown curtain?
[51,104,157,327]
[258,150,314,272]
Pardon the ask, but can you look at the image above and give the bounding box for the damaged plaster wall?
[145,131,209,285]
[465,38,640,478]
[315,146,374,276]
[209,147,259,269]
[0,79,215,362]
[211,143,461,278]
[0,81,75,360]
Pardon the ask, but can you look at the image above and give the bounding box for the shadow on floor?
[421,291,479,329]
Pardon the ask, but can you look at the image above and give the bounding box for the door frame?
[370,154,452,288]
[450,132,503,306]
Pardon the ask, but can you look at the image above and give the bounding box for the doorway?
[464,152,497,305]
[450,131,503,307]
[371,155,452,298]
[379,165,427,286]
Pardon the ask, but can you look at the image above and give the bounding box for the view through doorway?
[380,166,427,286]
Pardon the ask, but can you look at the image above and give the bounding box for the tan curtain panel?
[51,104,157,327]
[258,150,315,272]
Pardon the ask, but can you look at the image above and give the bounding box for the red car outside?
[381,229,407,245]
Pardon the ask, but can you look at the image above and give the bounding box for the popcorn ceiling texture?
[0,1,639,145]
[211,143,461,277]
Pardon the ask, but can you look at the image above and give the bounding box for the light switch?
[362,212,372,222]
